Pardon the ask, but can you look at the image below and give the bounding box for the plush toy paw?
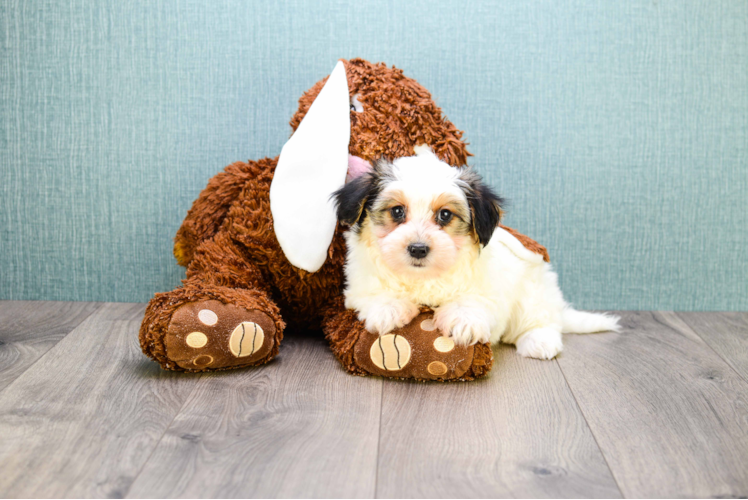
[433,303,492,346]
[350,311,493,381]
[163,300,277,371]
[357,297,419,335]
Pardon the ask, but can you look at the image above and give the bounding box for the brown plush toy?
[139,58,549,381]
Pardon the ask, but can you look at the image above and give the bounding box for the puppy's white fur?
[342,149,619,360]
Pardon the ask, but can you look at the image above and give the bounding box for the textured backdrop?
[1,0,746,310]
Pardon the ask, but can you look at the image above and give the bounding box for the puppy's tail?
[561,308,621,334]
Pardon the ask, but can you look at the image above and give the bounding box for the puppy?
[332,147,619,360]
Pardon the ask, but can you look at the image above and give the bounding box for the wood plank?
[0,302,201,498]
[0,301,101,392]
[557,311,748,498]
[126,332,383,499]
[376,345,621,498]
[677,312,748,382]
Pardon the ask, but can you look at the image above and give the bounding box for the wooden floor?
[0,302,746,498]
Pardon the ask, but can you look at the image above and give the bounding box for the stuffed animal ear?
[270,61,351,272]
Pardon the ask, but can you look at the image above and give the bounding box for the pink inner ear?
[346,154,372,182]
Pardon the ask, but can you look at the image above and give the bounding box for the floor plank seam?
[374,378,384,499]
[122,372,205,499]
[674,312,748,385]
[0,302,104,398]
[554,357,626,499]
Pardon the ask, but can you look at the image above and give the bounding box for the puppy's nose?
[407,243,430,259]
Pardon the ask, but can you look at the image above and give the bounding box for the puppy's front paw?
[358,298,419,335]
[434,303,492,346]
[516,328,563,360]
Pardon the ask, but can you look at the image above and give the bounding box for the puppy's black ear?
[460,168,504,246]
[332,171,380,227]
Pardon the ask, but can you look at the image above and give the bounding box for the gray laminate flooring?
[0,302,746,498]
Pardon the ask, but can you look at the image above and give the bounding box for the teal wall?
[1,1,746,310]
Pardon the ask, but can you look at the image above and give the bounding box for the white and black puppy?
[333,146,619,360]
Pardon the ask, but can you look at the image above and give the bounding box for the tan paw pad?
[229,322,264,358]
[427,361,448,376]
[433,336,455,353]
[193,355,214,367]
[185,331,208,348]
[420,318,436,331]
[370,334,411,371]
[198,309,218,326]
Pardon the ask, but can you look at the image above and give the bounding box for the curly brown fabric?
[291,59,471,167]
[139,58,549,380]
[500,225,550,263]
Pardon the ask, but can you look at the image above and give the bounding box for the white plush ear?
[413,144,434,156]
[270,61,351,272]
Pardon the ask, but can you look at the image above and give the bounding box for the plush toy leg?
[139,234,284,372]
[322,297,493,382]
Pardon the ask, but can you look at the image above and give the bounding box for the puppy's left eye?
[437,209,453,225]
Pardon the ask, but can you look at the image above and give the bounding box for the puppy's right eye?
[390,206,405,222]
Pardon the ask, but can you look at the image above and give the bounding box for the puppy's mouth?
[408,258,429,269]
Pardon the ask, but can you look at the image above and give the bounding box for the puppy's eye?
[390,206,405,222]
[437,209,453,225]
